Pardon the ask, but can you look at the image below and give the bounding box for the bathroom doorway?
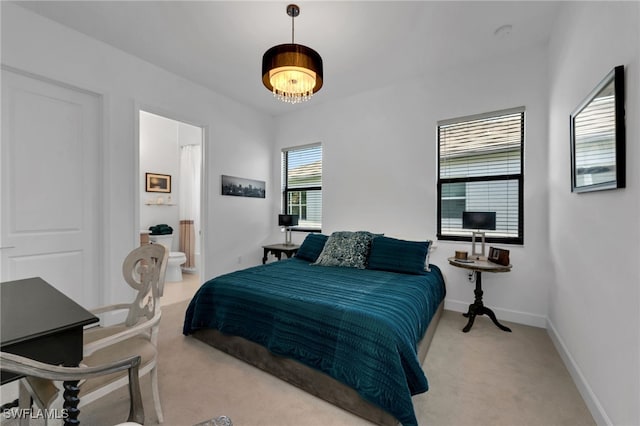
[138,109,204,304]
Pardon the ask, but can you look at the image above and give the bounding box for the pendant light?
[262,4,323,104]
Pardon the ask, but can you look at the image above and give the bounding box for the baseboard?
[546,319,611,426]
[445,298,547,328]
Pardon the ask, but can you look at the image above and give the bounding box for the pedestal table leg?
[462,271,512,333]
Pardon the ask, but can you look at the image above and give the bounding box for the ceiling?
[14,1,562,116]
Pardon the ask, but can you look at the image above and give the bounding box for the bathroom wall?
[140,111,180,250]
[139,111,202,273]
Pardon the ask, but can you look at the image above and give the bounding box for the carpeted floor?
[66,300,596,426]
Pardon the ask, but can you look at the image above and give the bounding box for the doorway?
[138,110,204,304]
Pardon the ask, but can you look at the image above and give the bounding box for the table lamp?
[462,211,496,259]
[278,214,299,246]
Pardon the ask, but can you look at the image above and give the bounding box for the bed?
[183,232,446,426]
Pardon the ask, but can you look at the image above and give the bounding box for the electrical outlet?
[467,272,475,282]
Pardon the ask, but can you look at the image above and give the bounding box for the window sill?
[291,227,322,233]
[437,234,523,246]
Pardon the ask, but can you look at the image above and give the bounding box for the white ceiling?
[15,1,562,116]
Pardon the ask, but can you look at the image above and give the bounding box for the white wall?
[547,2,640,425]
[272,44,552,328]
[1,3,275,307]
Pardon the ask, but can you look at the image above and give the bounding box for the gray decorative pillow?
[313,231,376,269]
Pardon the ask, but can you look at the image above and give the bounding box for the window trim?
[436,107,524,245]
[282,143,322,232]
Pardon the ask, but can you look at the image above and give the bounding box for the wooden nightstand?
[448,257,512,333]
[262,243,300,264]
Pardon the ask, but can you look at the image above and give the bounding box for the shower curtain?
[179,144,201,270]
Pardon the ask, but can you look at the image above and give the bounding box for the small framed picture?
[146,173,171,193]
[488,246,510,266]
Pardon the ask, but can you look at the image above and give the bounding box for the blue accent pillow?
[314,231,377,269]
[295,233,329,262]
[367,236,431,275]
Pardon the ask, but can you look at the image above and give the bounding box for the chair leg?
[150,365,164,423]
[18,381,31,426]
[127,363,145,425]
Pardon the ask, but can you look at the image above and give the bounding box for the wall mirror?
[570,65,625,193]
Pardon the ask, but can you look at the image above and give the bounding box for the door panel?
[9,251,84,298]
[1,69,101,308]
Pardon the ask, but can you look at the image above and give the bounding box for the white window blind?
[437,107,524,244]
[282,144,322,229]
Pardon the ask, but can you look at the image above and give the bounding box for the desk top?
[1,277,98,347]
[448,257,512,273]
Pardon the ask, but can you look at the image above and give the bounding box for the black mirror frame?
[570,65,625,193]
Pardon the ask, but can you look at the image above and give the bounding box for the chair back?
[122,244,167,327]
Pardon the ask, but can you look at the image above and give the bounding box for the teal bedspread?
[183,258,445,425]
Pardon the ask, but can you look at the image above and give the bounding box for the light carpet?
[62,300,596,426]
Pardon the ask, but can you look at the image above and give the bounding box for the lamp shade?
[262,44,323,103]
[278,214,299,227]
[462,211,496,230]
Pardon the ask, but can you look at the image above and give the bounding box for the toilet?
[148,233,187,282]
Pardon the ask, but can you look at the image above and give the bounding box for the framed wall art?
[146,173,171,193]
[221,175,265,198]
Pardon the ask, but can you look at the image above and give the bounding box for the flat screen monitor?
[278,214,299,227]
[462,211,496,230]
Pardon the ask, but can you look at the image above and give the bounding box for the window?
[437,107,524,244]
[282,143,322,230]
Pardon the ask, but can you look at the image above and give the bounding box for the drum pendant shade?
[262,4,323,104]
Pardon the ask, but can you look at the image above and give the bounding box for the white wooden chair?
[19,243,168,424]
[1,351,144,425]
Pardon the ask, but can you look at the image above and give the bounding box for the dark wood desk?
[1,277,99,425]
[262,243,299,264]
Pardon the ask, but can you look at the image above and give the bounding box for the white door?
[1,68,102,308]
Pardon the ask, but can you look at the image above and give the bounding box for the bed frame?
[191,299,444,426]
